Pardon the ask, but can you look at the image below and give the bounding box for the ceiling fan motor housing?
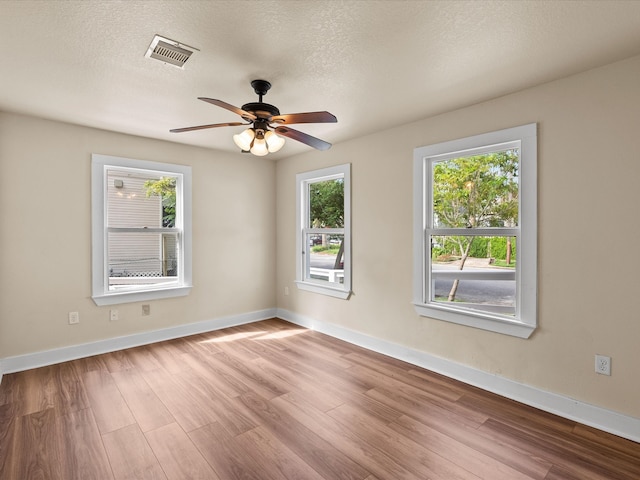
[241,102,280,120]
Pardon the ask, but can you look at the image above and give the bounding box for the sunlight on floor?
[197,326,307,344]
[254,329,307,340]
[199,331,267,343]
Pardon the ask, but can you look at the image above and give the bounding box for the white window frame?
[413,124,537,338]
[296,164,351,299]
[91,154,192,306]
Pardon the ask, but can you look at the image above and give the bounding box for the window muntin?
[413,124,536,338]
[296,164,351,299]
[92,154,192,305]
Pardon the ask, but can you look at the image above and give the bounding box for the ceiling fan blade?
[198,97,257,121]
[170,122,246,133]
[271,111,337,125]
[275,126,332,151]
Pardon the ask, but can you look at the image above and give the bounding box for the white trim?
[276,308,640,444]
[295,280,350,299]
[413,303,534,338]
[296,164,352,299]
[91,154,193,306]
[6,308,640,442]
[3,307,638,443]
[92,286,192,306]
[0,308,276,376]
[413,123,537,336]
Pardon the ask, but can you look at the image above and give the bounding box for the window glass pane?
[432,149,519,228]
[108,232,179,290]
[306,233,344,285]
[431,277,516,316]
[107,169,177,228]
[430,235,516,315]
[431,235,516,266]
[308,178,344,228]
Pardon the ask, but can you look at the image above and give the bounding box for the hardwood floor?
[1,318,639,480]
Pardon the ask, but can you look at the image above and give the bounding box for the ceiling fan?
[170,79,337,156]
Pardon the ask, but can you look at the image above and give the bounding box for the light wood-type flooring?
[1,318,639,479]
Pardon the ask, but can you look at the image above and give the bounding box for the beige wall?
[276,54,640,418]
[0,113,276,358]
[2,54,639,420]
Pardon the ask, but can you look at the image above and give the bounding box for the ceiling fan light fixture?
[265,130,285,153]
[171,80,335,154]
[233,128,255,151]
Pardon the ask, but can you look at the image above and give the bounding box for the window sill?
[296,281,351,300]
[92,285,192,306]
[413,302,535,338]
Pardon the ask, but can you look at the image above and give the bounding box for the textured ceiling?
[1,0,640,159]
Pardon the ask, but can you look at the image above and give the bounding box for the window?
[91,154,192,305]
[296,164,351,299]
[413,124,537,338]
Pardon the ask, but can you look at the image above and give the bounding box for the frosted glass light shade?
[250,138,269,156]
[233,128,255,151]
[265,131,285,153]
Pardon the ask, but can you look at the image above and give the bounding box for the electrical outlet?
[284,286,289,296]
[110,309,119,321]
[142,304,150,316]
[595,354,611,375]
[68,311,80,325]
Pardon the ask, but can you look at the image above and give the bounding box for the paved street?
[432,261,515,306]
[309,253,340,269]
[309,254,515,307]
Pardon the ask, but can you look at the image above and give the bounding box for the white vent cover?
[145,35,198,69]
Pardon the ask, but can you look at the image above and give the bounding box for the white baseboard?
[0,308,277,376]
[277,308,640,444]
[2,306,638,444]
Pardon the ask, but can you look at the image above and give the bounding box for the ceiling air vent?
[145,35,198,69]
